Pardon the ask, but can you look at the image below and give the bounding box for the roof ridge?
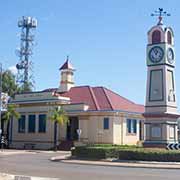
[101,87,114,110]
[72,85,90,88]
[103,87,137,105]
[88,86,100,110]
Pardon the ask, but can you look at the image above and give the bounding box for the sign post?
[1,135,4,151]
[76,129,82,142]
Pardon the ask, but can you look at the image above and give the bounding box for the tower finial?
[151,8,170,25]
[66,55,69,61]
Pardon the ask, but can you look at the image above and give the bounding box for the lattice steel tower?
[16,16,37,92]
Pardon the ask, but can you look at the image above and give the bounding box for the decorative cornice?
[61,80,74,84]
[143,112,180,118]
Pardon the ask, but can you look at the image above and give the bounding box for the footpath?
[51,154,180,170]
[0,173,59,180]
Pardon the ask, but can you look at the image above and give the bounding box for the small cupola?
[148,8,174,45]
[58,56,75,92]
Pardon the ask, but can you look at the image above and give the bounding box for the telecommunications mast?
[16,16,37,92]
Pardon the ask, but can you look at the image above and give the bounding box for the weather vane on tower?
[151,8,170,25]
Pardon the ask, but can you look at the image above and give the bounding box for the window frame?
[103,117,109,130]
[127,119,137,134]
[38,114,46,133]
[28,114,36,133]
[18,115,26,133]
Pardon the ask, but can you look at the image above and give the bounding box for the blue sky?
[0,0,180,106]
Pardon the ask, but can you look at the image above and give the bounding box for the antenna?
[16,16,37,92]
[151,8,170,25]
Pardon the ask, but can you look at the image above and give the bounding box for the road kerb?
[51,156,180,170]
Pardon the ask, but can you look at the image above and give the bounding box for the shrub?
[72,145,180,162]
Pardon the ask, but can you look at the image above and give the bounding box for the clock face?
[149,46,164,63]
[167,48,174,64]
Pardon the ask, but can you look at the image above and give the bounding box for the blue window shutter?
[18,115,25,133]
[104,118,109,129]
[127,119,131,133]
[39,114,46,133]
[28,115,36,133]
[133,119,137,133]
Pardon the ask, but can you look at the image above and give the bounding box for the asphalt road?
[0,151,180,180]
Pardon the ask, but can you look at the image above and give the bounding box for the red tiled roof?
[44,86,144,113]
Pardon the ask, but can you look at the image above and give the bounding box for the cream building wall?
[11,113,54,149]
[10,109,144,149]
[74,112,144,145]
[10,92,144,149]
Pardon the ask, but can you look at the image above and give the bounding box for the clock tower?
[144,8,180,147]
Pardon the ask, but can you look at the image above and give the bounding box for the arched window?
[152,30,161,44]
[167,31,172,44]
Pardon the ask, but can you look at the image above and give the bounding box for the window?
[152,30,161,44]
[38,114,46,133]
[103,118,109,129]
[28,115,36,133]
[18,115,25,133]
[167,31,172,44]
[127,119,137,134]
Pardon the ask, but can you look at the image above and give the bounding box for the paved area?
[1,150,180,180]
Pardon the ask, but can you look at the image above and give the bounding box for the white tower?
[58,56,75,92]
[144,9,179,148]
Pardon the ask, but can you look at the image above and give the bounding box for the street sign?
[76,129,82,141]
[76,129,82,136]
[167,143,180,150]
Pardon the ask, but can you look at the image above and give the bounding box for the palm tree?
[49,106,69,151]
[2,104,20,147]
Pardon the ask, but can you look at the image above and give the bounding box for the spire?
[59,56,75,71]
[151,8,170,25]
[58,56,75,92]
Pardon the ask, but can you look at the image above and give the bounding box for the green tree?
[2,104,20,147]
[2,70,19,97]
[18,81,33,93]
[2,70,33,97]
[49,106,69,150]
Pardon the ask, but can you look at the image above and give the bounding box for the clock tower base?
[143,113,179,148]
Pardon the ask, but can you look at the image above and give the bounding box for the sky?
[0,0,180,107]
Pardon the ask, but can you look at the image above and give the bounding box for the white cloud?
[8,66,18,75]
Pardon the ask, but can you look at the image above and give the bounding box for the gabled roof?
[43,86,144,113]
[59,57,75,70]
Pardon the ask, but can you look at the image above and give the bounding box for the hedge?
[71,146,180,162]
